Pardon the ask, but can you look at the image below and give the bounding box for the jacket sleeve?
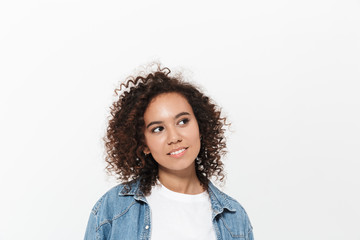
[247,227,254,240]
[84,211,98,240]
[245,210,254,240]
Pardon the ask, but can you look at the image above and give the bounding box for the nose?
[167,126,182,145]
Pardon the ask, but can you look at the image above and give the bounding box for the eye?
[178,118,190,125]
[151,126,164,133]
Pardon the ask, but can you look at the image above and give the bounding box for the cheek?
[189,123,201,141]
[145,134,166,153]
[144,133,154,153]
[186,128,201,146]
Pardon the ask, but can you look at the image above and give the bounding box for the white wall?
[1,0,359,239]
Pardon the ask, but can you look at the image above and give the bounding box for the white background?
[1,0,359,239]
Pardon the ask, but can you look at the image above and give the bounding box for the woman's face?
[143,92,201,175]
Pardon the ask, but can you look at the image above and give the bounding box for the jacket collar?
[207,181,236,218]
[118,179,147,202]
[118,179,236,218]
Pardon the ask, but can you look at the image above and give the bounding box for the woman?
[84,66,254,240]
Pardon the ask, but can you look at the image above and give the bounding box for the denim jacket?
[84,180,254,240]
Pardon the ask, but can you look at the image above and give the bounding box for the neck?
[158,164,204,195]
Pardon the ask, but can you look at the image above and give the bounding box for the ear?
[143,146,150,155]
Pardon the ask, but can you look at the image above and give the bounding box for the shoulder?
[208,182,253,232]
[208,182,249,212]
[89,180,140,223]
[90,184,122,215]
[84,181,142,238]
[221,190,249,216]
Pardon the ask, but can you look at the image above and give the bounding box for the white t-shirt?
[146,182,217,240]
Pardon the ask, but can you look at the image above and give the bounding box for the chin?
[162,161,196,172]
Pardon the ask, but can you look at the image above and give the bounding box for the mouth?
[167,147,189,157]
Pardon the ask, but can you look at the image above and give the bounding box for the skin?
[143,92,204,194]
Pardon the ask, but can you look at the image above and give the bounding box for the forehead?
[144,92,193,120]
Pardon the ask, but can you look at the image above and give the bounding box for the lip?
[167,147,189,158]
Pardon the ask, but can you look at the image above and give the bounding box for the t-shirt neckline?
[153,181,209,202]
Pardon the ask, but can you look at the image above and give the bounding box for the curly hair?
[104,65,228,195]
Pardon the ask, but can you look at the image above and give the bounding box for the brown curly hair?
[104,65,228,195]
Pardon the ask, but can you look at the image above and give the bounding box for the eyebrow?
[146,112,191,129]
